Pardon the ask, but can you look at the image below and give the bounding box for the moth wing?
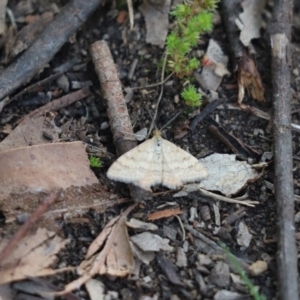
[107,137,162,191]
[161,139,208,189]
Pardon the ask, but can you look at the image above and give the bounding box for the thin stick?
[147,53,168,138]
[0,192,59,262]
[270,1,299,299]
[90,40,152,202]
[198,188,259,207]
[17,87,91,124]
[131,72,174,90]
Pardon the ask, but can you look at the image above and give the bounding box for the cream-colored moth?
[107,130,208,191]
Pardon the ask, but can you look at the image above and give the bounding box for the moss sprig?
[165,0,219,106]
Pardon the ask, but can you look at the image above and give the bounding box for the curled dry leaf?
[58,204,137,295]
[0,228,70,285]
[237,50,264,104]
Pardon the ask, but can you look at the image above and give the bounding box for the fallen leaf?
[195,39,229,91]
[131,232,173,252]
[138,0,170,48]
[199,153,261,197]
[0,142,98,201]
[116,10,128,24]
[236,221,252,248]
[126,218,158,230]
[147,207,182,221]
[85,279,105,300]
[237,49,264,103]
[0,114,60,151]
[235,0,267,47]
[0,228,69,285]
[130,242,155,265]
[58,204,137,294]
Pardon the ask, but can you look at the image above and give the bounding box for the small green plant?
[89,156,102,168]
[220,243,267,300]
[165,0,219,106]
[181,85,202,107]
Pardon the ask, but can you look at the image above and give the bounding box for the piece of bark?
[0,0,102,105]
[269,1,299,299]
[6,12,54,61]
[90,41,152,202]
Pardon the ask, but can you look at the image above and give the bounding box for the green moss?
[89,156,102,168]
[165,0,219,106]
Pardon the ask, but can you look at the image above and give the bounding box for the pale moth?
[107,130,208,191]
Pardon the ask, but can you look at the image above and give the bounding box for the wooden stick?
[90,41,152,202]
[270,1,299,299]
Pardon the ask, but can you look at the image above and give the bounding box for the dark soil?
[1,1,300,299]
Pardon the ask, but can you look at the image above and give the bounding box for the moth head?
[152,130,162,137]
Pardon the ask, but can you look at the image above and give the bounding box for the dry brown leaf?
[0,142,98,202]
[237,50,264,104]
[0,228,69,285]
[58,204,137,295]
[0,114,60,152]
[147,207,182,221]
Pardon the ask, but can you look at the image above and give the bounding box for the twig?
[17,87,91,124]
[185,225,249,271]
[270,0,299,299]
[175,215,186,241]
[130,72,174,90]
[264,180,300,203]
[0,0,102,106]
[90,41,152,202]
[126,0,134,30]
[0,192,59,262]
[216,103,300,133]
[147,53,168,138]
[8,72,63,105]
[190,98,226,132]
[198,188,258,207]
